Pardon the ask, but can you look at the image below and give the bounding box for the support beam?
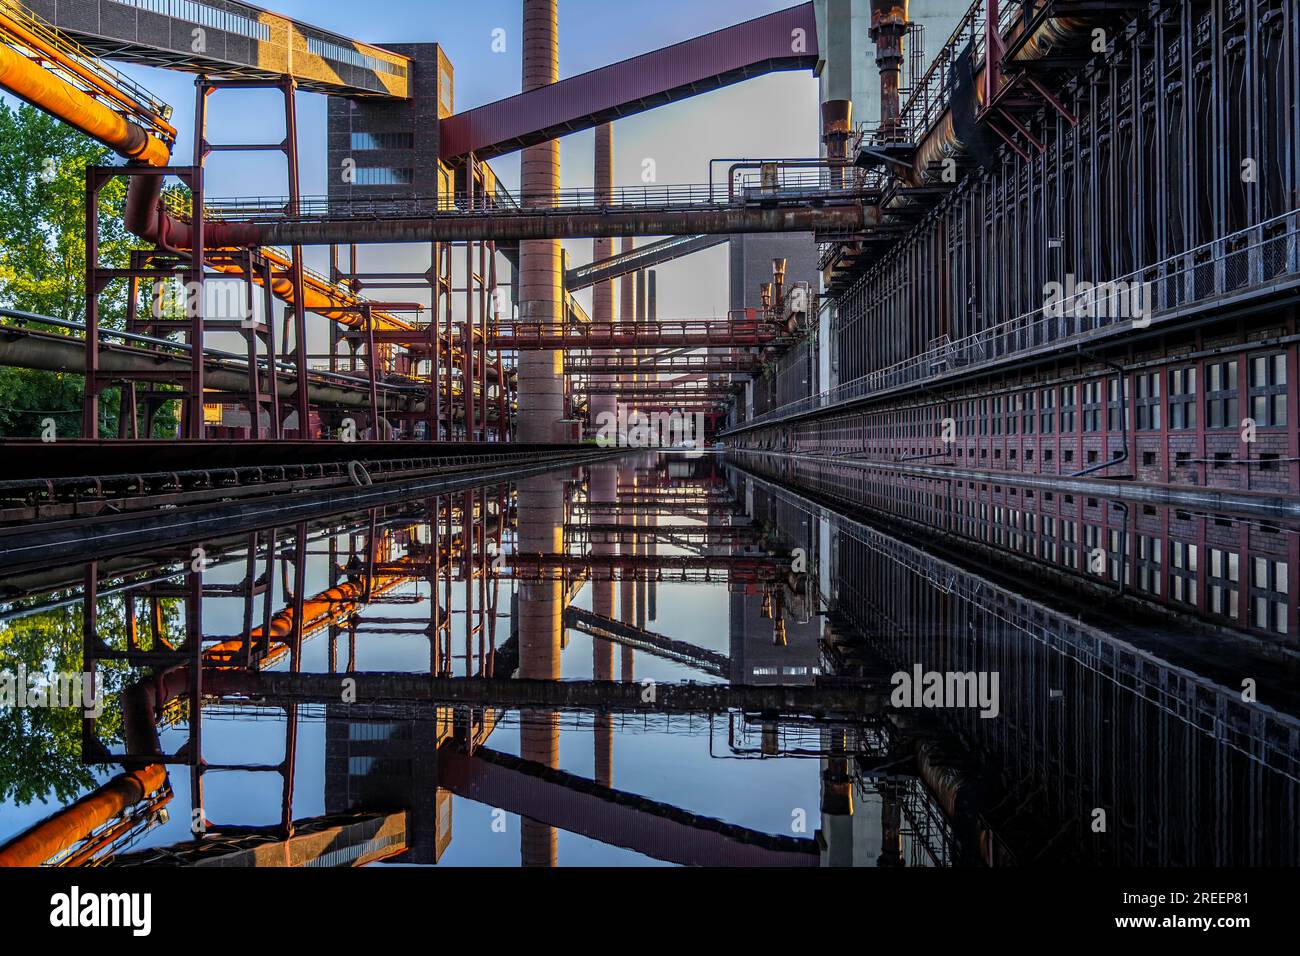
[204,671,886,715]
[439,746,819,866]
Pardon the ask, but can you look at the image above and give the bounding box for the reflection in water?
[0,452,1296,866]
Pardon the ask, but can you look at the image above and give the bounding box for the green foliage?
[0,100,178,437]
[0,600,129,806]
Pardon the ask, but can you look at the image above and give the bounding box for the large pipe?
[0,328,472,417]
[0,765,166,867]
[821,99,853,189]
[0,41,170,166]
[0,8,174,140]
[515,473,564,866]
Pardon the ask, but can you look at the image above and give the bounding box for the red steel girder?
[365,315,782,351]
[439,4,819,160]
[564,354,763,375]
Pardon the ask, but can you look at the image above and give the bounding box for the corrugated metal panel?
[441,2,818,159]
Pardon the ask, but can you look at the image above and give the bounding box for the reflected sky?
[1,452,1297,867]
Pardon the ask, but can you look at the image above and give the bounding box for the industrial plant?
[0,0,1293,921]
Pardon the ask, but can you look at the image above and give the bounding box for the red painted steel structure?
[439,3,820,160]
[438,745,820,867]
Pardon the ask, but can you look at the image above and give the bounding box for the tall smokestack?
[517,0,564,442]
[869,0,908,142]
[821,99,853,188]
[591,123,616,434]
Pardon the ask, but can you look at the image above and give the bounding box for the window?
[1206,360,1239,429]
[307,36,408,77]
[1251,558,1290,635]
[1107,377,1129,432]
[1060,385,1077,432]
[1171,540,1198,606]
[1169,366,1197,429]
[1040,388,1056,433]
[1021,390,1036,434]
[355,167,414,186]
[1207,548,1240,620]
[1062,520,1080,569]
[1247,353,1288,427]
[111,0,271,41]
[1137,534,1162,595]
[1135,372,1161,430]
[350,131,415,151]
[1082,381,1102,432]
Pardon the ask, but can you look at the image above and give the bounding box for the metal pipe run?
[0,324,432,414]
[0,39,170,166]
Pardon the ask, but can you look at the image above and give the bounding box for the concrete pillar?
[590,462,617,787]
[591,125,617,436]
[517,0,565,443]
[643,273,657,622]
[516,474,564,865]
[619,238,636,420]
[618,459,637,682]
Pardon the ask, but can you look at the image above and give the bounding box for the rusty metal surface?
[249,203,870,246]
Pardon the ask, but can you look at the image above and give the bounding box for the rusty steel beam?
[243,204,871,246]
[205,670,886,715]
[564,607,730,677]
[574,384,737,396]
[366,317,785,351]
[566,234,729,291]
[439,3,819,159]
[564,354,763,375]
[439,745,819,867]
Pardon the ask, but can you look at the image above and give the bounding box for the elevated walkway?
[13,0,409,97]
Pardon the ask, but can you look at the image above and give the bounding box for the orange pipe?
[0,9,175,140]
[0,40,170,166]
[0,766,167,867]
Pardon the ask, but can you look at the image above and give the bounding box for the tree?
[0,100,177,437]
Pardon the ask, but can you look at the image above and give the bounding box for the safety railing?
[732,210,1300,432]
